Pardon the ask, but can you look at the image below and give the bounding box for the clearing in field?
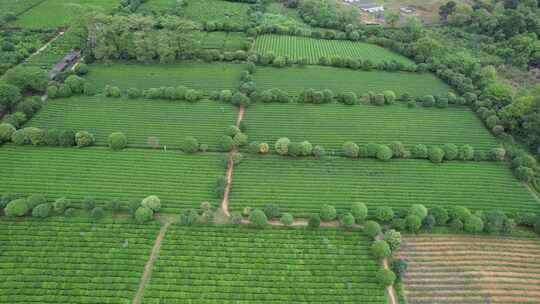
[255,35,413,65]
[141,226,387,303]
[184,0,251,27]
[243,102,498,152]
[253,65,452,97]
[27,96,237,150]
[396,234,540,303]
[11,0,121,29]
[0,217,159,303]
[85,62,246,93]
[230,156,540,217]
[0,146,223,213]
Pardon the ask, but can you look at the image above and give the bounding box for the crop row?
[243,101,498,152]
[184,0,251,26]
[141,226,387,304]
[396,235,540,304]
[254,34,413,65]
[27,96,237,150]
[253,65,452,97]
[229,155,540,217]
[0,217,159,303]
[85,62,246,92]
[200,31,249,51]
[0,146,223,214]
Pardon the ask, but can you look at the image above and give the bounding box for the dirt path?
[220,105,245,217]
[132,221,171,304]
[26,31,64,62]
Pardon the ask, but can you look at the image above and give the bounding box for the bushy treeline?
[0,124,96,148]
[0,192,161,224]
[0,30,57,75]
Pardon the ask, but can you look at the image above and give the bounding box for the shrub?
[0,83,22,112]
[74,63,89,75]
[383,90,396,104]
[340,212,355,228]
[313,145,326,158]
[141,195,161,212]
[258,142,270,154]
[464,215,484,233]
[233,133,248,147]
[428,147,445,163]
[4,198,29,217]
[422,214,436,230]
[229,211,243,225]
[108,132,128,150]
[44,129,60,146]
[442,143,458,161]
[351,202,368,223]
[450,218,464,231]
[263,203,280,219]
[515,166,535,182]
[0,123,15,143]
[83,82,96,96]
[429,206,449,225]
[308,214,321,228]
[90,206,104,219]
[412,144,428,158]
[376,269,396,287]
[364,220,381,238]
[375,206,394,222]
[405,215,422,233]
[299,141,313,156]
[448,206,472,222]
[32,203,52,218]
[249,209,267,228]
[371,240,391,259]
[490,147,506,161]
[231,92,250,107]
[384,229,402,251]
[127,88,141,99]
[275,137,290,155]
[53,197,71,213]
[421,95,435,107]
[47,85,58,98]
[84,196,96,210]
[226,125,240,137]
[26,194,46,209]
[181,136,199,153]
[320,204,337,221]
[458,144,475,160]
[135,206,154,223]
[280,213,294,226]
[219,135,234,152]
[65,75,85,94]
[75,131,95,147]
[391,259,408,280]
[58,129,76,147]
[534,218,540,236]
[376,145,393,161]
[409,204,428,220]
[343,141,359,158]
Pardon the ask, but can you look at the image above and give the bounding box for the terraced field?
[255,35,413,65]
[0,146,223,213]
[28,97,237,150]
[85,62,246,93]
[244,102,498,152]
[0,217,159,303]
[142,226,387,304]
[12,0,121,29]
[229,156,540,217]
[184,0,251,27]
[24,30,81,70]
[253,66,452,97]
[396,235,540,304]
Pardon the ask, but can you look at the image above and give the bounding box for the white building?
[359,3,385,13]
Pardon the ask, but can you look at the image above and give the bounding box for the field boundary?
[221,105,245,216]
[132,221,171,304]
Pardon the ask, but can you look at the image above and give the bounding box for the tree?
[429,206,449,225]
[91,206,104,219]
[422,214,436,230]
[4,198,29,217]
[84,197,96,210]
[364,220,382,238]
[108,132,128,150]
[231,92,250,107]
[384,10,400,28]
[249,209,268,228]
[259,142,270,154]
[142,195,161,212]
[65,75,85,94]
[181,136,199,153]
[458,145,474,160]
[351,202,368,223]
[439,1,457,21]
[376,145,393,161]
[375,206,394,222]
[0,123,15,143]
[4,66,48,92]
[219,135,234,152]
[442,144,458,161]
[75,131,95,147]
[26,194,46,209]
[412,144,428,158]
[233,133,248,147]
[263,203,280,219]
[53,197,71,213]
[384,229,402,251]
[371,240,391,259]
[515,166,535,182]
[490,148,506,161]
[376,269,396,287]
[308,214,321,228]
[343,141,359,158]
[32,203,52,218]
[464,215,484,233]
[405,215,422,233]
[409,204,428,220]
[320,204,337,221]
[275,137,291,155]
[391,259,408,280]
[313,145,326,158]
[534,218,540,236]
[135,206,154,223]
[341,212,355,228]
[482,210,507,233]
[0,83,22,112]
[429,147,445,163]
[280,212,294,226]
[299,141,313,156]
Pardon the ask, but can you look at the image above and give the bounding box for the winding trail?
[220,105,245,217]
[132,221,171,304]
[26,31,65,63]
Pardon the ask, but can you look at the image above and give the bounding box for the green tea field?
[243,102,498,151]
[253,66,452,97]
[255,34,413,64]
[85,62,246,93]
[0,217,160,303]
[141,226,387,304]
[230,156,539,216]
[184,0,251,27]
[0,146,223,213]
[0,0,44,20]
[27,97,237,150]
